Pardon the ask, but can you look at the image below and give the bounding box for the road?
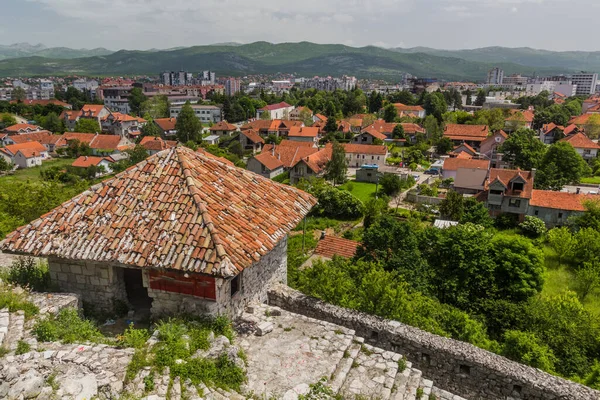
[563,185,600,195]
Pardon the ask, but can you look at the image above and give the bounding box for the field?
[340,180,378,203]
[581,176,600,185]
[0,158,75,183]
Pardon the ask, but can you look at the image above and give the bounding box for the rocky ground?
[0,284,466,400]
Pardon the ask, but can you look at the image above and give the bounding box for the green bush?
[0,290,38,318]
[4,257,52,292]
[15,340,31,355]
[519,216,547,238]
[119,324,150,349]
[494,213,519,229]
[501,330,557,372]
[33,308,104,344]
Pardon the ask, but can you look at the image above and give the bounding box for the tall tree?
[324,141,348,186]
[439,190,464,221]
[474,90,486,107]
[141,94,169,119]
[325,116,338,133]
[74,118,101,133]
[465,89,472,106]
[368,91,383,113]
[41,112,64,133]
[535,142,590,190]
[423,92,447,122]
[128,87,147,116]
[175,101,201,143]
[140,119,161,138]
[383,104,398,123]
[547,227,575,266]
[11,87,26,102]
[392,124,405,140]
[499,129,547,171]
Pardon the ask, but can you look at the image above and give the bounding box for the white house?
[342,144,388,168]
[0,141,49,169]
[256,102,294,120]
[560,132,600,160]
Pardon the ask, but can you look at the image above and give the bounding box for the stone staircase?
[239,303,467,400]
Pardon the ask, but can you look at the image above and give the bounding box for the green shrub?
[4,257,52,292]
[119,324,150,349]
[495,213,519,229]
[15,340,31,355]
[33,308,104,344]
[519,216,547,238]
[501,330,557,372]
[0,290,39,318]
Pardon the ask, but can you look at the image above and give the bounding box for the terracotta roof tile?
[253,152,284,170]
[400,123,426,134]
[393,103,425,112]
[279,140,314,148]
[363,120,396,134]
[259,102,292,111]
[240,129,265,144]
[154,118,177,131]
[17,148,43,158]
[360,128,388,141]
[140,136,178,151]
[530,190,595,212]
[288,126,319,138]
[3,123,43,133]
[240,120,271,131]
[314,236,358,259]
[63,132,96,145]
[210,121,237,132]
[443,157,489,171]
[1,147,316,278]
[486,168,534,199]
[2,141,47,156]
[560,132,600,149]
[314,114,328,122]
[443,124,489,141]
[563,124,579,135]
[8,131,62,146]
[340,143,388,155]
[262,144,319,168]
[72,156,113,168]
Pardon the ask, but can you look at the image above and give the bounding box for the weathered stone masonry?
[268,284,600,400]
[47,237,288,318]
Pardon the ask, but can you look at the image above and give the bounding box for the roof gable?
[1,147,316,278]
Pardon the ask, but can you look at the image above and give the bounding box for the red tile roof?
[570,114,594,126]
[301,147,333,173]
[259,102,292,111]
[262,144,319,168]
[253,152,284,171]
[564,124,579,135]
[210,121,237,132]
[454,143,477,155]
[63,132,124,151]
[541,123,564,135]
[139,136,178,151]
[8,131,63,147]
[279,139,314,148]
[560,132,600,149]
[455,152,473,159]
[240,120,271,131]
[4,123,43,133]
[80,104,106,117]
[364,120,397,134]
[1,147,316,278]
[2,141,47,156]
[393,103,425,112]
[72,156,113,168]
[507,110,534,123]
[530,190,595,212]
[11,99,70,108]
[486,168,534,199]
[314,236,358,259]
[361,128,388,141]
[62,132,96,145]
[239,129,265,144]
[400,123,426,134]
[288,126,319,138]
[154,118,177,131]
[443,158,489,171]
[340,143,387,156]
[314,114,328,122]
[443,124,489,141]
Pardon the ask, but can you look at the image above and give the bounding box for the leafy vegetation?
[33,308,105,344]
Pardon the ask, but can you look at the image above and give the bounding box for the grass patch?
[15,340,31,355]
[0,347,9,357]
[1,257,53,292]
[32,308,106,344]
[0,158,75,183]
[0,290,39,318]
[339,180,378,204]
[581,176,600,185]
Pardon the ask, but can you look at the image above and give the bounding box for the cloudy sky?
[1,0,597,51]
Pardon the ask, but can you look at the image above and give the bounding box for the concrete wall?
[268,284,600,400]
[528,206,582,228]
[246,158,284,179]
[406,192,444,205]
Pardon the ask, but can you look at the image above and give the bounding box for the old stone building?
[0,147,316,318]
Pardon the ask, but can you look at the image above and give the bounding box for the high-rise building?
[572,72,598,95]
[201,71,216,85]
[224,78,241,96]
[487,67,504,85]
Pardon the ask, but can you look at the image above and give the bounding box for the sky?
[1,0,597,51]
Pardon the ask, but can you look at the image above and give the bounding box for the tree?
[423,92,447,122]
[436,137,454,155]
[126,145,149,165]
[175,101,201,143]
[547,227,575,266]
[465,90,472,106]
[12,87,26,102]
[363,198,388,229]
[0,157,12,172]
[583,114,600,139]
[575,261,600,301]
[461,197,493,227]
[536,142,590,190]
[502,330,557,372]
[299,107,314,127]
[379,173,402,196]
[141,95,169,119]
[423,115,441,139]
[368,91,383,113]
[570,200,600,232]
[259,111,271,120]
[519,216,547,238]
[128,87,147,116]
[140,120,161,138]
[499,128,546,171]
[474,90,486,107]
[1,114,17,127]
[439,190,464,221]
[383,104,398,123]
[392,124,405,140]
[325,116,338,133]
[74,118,101,133]
[324,141,348,186]
[40,112,64,133]
[505,112,528,132]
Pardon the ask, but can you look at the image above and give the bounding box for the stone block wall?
[268,284,600,400]
[47,258,127,313]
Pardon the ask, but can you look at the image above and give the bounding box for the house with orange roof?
[505,110,534,131]
[479,130,509,168]
[0,146,316,318]
[153,118,177,137]
[301,235,359,268]
[209,121,238,136]
[560,132,600,160]
[392,103,426,118]
[313,113,328,123]
[287,126,320,144]
[240,120,272,136]
[10,99,71,109]
[289,106,313,121]
[101,112,146,138]
[246,151,285,179]
[139,136,178,156]
[247,142,320,179]
[266,120,303,137]
[2,123,44,134]
[60,104,111,131]
[452,143,478,158]
[539,123,566,144]
[71,156,115,175]
[480,169,535,221]
[353,127,388,145]
[4,131,65,152]
[62,132,133,156]
[528,190,595,227]
[443,124,490,150]
[290,147,333,184]
[0,141,49,169]
[256,102,294,120]
[442,157,489,181]
[238,129,264,154]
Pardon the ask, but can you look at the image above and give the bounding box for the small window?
[372,156,374,160]
[558,212,563,218]
[534,210,539,216]
[509,198,521,208]
[512,182,524,192]
[231,275,240,297]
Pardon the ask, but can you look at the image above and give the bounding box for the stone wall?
[47,258,127,313]
[268,284,600,400]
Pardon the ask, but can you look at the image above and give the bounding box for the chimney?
[531,168,536,181]
[320,231,326,240]
[577,187,581,194]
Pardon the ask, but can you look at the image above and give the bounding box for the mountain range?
[0,42,598,81]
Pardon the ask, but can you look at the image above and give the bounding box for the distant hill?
[393,46,600,75]
[0,42,572,81]
[0,43,113,61]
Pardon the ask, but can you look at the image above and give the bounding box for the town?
[1,45,600,400]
